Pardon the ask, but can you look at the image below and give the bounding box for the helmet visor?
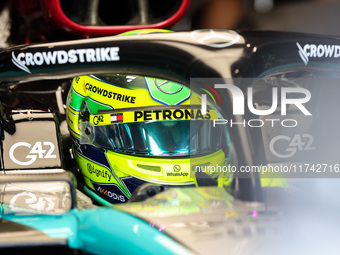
[80,119,227,157]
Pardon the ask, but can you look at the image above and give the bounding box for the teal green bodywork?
[1,205,192,255]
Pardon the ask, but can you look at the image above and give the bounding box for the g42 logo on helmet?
[9,142,57,166]
[92,114,104,125]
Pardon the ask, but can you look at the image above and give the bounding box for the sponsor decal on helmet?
[297,42,340,65]
[92,113,123,125]
[85,82,136,104]
[166,172,189,177]
[173,164,181,172]
[87,163,112,182]
[11,47,120,74]
[92,182,128,203]
[134,109,214,121]
[166,164,189,177]
[97,187,125,202]
[89,108,218,126]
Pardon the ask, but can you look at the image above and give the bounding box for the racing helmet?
[66,30,232,205]
[66,74,232,205]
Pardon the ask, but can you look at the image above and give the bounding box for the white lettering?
[270,134,315,158]
[26,53,34,66]
[213,84,311,116]
[248,119,264,127]
[101,48,111,61]
[96,48,101,61]
[76,49,86,62]
[335,46,340,57]
[110,47,120,61]
[42,51,57,65]
[86,48,96,62]
[12,47,121,74]
[215,84,244,115]
[17,52,25,64]
[68,49,77,63]
[303,44,310,55]
[310,44,317,57]
[57,51,68,64]
[281,88,311,116]
[324,45,334,57]
[247,87,277,115]
[299,43,340,64]
[33,52,44,65]
[9,141,56,166]
[317,44,324,57]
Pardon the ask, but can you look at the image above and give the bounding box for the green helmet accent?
[145,77,191,105]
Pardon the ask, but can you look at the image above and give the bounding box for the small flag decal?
[110,113,123,123]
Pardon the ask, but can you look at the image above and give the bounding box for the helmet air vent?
[136,164,161,172]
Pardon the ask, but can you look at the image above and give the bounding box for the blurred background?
[175,0,340,35]
[1,0,340,47]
